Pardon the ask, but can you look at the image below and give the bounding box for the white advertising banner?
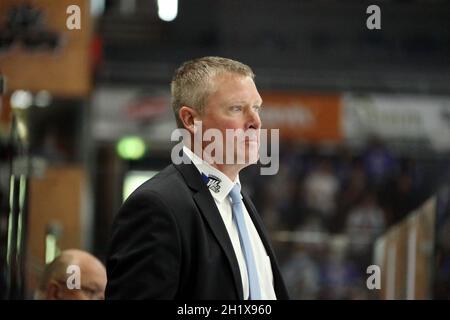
[343,93,450,151]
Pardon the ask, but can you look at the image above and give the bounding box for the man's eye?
[253,105,262,113]
[230,106,242,112]
[82,286,98,297]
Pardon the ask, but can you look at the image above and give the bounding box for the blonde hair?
[170,56,255,128]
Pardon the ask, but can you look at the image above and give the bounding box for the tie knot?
[229,184,242,204]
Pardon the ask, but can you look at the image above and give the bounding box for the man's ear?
[46,280,63,300]
[179,106,199,134]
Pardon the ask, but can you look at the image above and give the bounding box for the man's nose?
[246,108,261,130]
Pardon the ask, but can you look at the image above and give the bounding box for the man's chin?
[247,154,260,165]
[235,149,259,166]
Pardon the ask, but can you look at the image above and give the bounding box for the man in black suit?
[105,56,289,300]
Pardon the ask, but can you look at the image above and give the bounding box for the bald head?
[36,249,107,300]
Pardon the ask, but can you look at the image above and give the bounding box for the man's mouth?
[244,137,258,144]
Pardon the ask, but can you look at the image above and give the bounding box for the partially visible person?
[35,249,107,300]
[303,159,339,219]
[345,190,385,264]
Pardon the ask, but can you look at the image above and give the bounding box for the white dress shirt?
[183,146,276,300]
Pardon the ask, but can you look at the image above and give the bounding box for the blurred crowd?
[241,138,445,299]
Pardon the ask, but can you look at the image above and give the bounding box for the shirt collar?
[183,146,241,202]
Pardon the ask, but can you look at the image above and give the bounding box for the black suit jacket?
[105,161,289,300]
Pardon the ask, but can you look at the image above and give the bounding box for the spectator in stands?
[35,249,107,300]
[303,158,339,220]
[362,137,397,187]
[345,190,385,257]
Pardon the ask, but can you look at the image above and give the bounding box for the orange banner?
[260,92,342,142]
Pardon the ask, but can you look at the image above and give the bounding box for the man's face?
[196,72,262,167]
[74,259,107,300]
[49,259,107,300]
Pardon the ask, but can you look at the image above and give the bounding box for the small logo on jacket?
[206,175,221,193]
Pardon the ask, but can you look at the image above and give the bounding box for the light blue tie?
[229,184,262,300]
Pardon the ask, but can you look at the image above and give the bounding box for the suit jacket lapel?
[174,162,244,300]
